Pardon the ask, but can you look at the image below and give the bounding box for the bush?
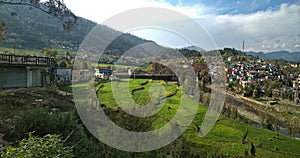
[250,141,256,156]
[1,133,73,158]
[160,81,167,85]
[59,85,72,93]
[240,128,248,144]
[4,107,103,157]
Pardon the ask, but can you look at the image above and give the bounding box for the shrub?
[4,107,103,157]
[250,141,256,156]
[160,81,167,85]
[1,133,73,158]
[240,128,248,144]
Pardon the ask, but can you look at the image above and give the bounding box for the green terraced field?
[97,79,300,157]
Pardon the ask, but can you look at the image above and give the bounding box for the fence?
[0,54,56,67]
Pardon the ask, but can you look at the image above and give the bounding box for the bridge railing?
[0,54,56,67]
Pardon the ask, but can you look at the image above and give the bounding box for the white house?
[56,68,72,84]
[95,68,113,80]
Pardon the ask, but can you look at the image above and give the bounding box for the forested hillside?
[0,4,151,53]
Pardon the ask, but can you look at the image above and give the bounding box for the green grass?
[97,79,300,157]
[0,47,40,56]
[184,116,300,157]
[97,63,149,72]
[97,63,134,69]
[58,85,73,93]
[0,46,77,57]
[277,103,300,111]
[252,97,269,104]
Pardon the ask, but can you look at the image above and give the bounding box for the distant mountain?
[183,46,206,52]
[246,51,300,62]
[0,4,151,53]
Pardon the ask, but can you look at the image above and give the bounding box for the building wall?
[0,66,45,88]
[31,69,41,87]
[72,70,91,83]
[56,68,72,83]
[0,67,27,88]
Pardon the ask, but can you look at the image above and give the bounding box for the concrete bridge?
[0,54,56,89]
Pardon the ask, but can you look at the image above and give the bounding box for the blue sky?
[64,0,300,52]
[164,0,298,15]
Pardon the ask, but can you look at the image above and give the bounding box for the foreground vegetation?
[1,80,300,157]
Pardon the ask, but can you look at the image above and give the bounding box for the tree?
[264,80,273,97]
[43,48,58,58]
[0,0,77,41]
[254,84,261,98]
[59,60,67,67]
[234,80,243,93]
[0,19,5,41]
[244,84,254,97]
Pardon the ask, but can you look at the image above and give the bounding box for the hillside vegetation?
[97,79,300,157]
[0,79,300,157]
[0,5,152,53]
[246,51,300,62]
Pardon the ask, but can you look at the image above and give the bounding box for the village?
[1,51,300,107]
[225,56,300,105]
[1,49,300,157]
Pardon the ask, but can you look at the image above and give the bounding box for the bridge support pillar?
[26,66,33,87]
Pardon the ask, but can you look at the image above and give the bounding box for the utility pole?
[242,41,245,52]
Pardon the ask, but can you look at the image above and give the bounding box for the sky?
[63,0,300,52]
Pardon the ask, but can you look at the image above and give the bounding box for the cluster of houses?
[225,58,300,103]
[226,59,281,88]
[2,52,300,104]
[56,68,113,84]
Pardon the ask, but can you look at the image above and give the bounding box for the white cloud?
[63,0,216,49]
[64,0,165,22]
[63,0,300,52]
[64,0,212,22]
[199,3,300,52]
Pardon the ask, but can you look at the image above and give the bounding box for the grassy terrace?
[0,47,77,57]
[96,79,300,157]
[241,96,300,121]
